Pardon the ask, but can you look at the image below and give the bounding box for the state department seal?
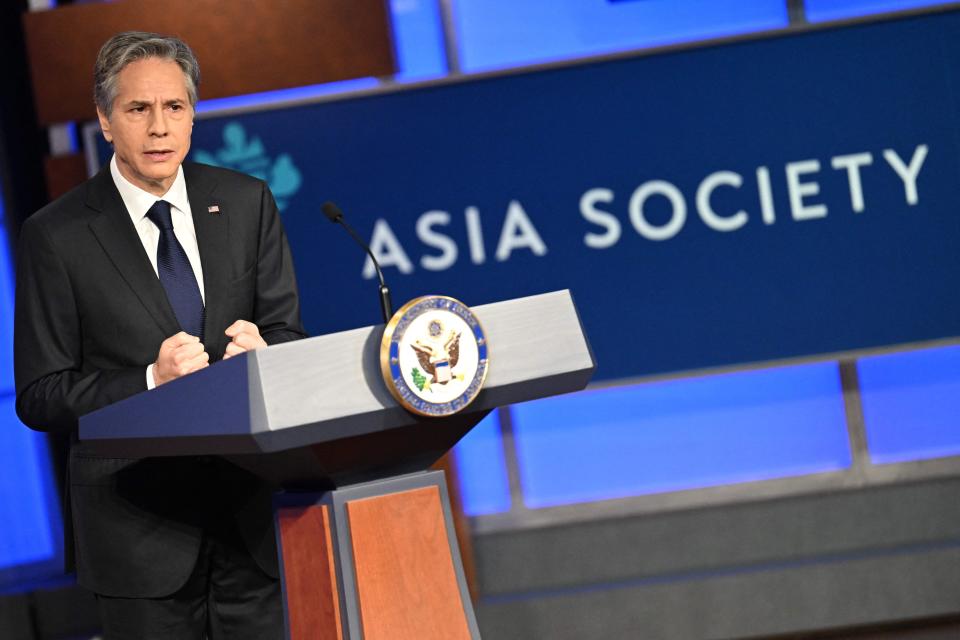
[380,295,489,417]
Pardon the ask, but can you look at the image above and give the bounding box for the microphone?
[321,201,394,324]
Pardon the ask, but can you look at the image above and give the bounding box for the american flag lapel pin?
[208,205,220,214]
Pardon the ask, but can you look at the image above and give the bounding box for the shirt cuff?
[146,364,157,390]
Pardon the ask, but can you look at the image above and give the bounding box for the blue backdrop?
[116,9,960,383]
[78,2,960,518]
[4,0,953,590]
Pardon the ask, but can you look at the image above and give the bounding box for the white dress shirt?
[109,155,205,389]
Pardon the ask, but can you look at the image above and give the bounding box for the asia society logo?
[359,143,929,279]
[193,122,302,211]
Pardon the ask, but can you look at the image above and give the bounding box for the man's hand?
[223,320,268,359]
[153,332,209,386]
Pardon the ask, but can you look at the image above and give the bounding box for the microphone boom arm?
[322,202,394,323]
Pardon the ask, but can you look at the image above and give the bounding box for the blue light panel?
[0,228,18,391]
[805,0,952,22]
[511,363,851,509]
[858,345,960,464]
[391,0,448,81]
[195,79,382,115]
[452,410,512,516]
[0,397,57,571]
[0,180,62,590]
[451,0,789,73]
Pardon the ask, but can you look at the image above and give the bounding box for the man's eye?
[131,106,145,113]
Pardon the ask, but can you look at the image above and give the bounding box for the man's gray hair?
[94,31,200,118]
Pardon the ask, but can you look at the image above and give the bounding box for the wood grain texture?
[277,505,342,640]
[23,0,395,124]
[431,454,479,602]
[43,153,87,200]
[347,486,471,640]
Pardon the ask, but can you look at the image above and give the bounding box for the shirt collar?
[110,154,190,222]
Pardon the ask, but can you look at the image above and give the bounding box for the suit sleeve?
[14,218,146,433]
[252,181,307,345]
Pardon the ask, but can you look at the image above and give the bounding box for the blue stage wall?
[451,0,789,72]
[0,189,62,591]
[143,9,960,383]
[4,0,957,594]
[88,7,960,513]
[806,0,953,22]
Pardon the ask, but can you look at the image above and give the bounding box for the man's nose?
[147,108,168,136]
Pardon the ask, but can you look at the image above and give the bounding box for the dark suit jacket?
[14,162,307,598]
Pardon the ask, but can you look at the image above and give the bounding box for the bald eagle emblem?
[380,295,489,417]
[411,320,462,388]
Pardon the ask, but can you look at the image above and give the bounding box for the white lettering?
[416,211,458,271]
[363,219,414,279]
[756,166,776,225]
[883,144,928,206]
[579,188,621,249]
[495,200,548,261]
[696,171,747,232]
[831,152,873,213]
[464,206,486,264]
[786,160,827,220]
[629,180,686,241]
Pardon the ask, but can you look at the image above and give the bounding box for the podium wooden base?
[275,471,480,640]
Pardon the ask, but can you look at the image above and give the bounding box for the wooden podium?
[79,290,595,639]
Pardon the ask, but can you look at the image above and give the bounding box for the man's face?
[97,57,194,196]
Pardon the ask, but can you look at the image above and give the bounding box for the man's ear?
[96,107,112,143]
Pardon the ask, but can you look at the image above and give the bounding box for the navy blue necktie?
[146,200,205,341]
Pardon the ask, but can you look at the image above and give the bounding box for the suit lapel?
[86,167,181,338]
[185,163,231,356]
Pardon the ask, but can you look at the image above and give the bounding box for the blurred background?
[1,1,959,638]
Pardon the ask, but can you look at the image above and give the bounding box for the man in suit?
[14,31,305,638]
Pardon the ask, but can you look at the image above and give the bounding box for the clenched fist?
[152,332,209,386]
[223,319,268,359]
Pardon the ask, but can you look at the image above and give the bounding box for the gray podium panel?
[79,290,594,486]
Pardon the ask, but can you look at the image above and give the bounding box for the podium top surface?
[80,290,595,456]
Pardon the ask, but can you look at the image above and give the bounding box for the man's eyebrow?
[124,100,151,108]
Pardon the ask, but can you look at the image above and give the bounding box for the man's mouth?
[144,150,174,161]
